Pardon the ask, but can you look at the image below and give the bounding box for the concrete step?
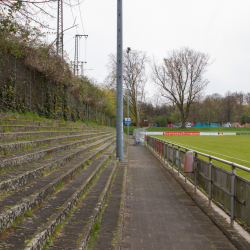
[0,147,116,249]
[0,133,113,172]
[0,118,96,129]
[90,164,126,250]
[0,118,60,128]
[0,136,115,194]
[0,124,91,133]
[0,131,107,155]
[0,129,106,142]
[0,114,88,128]
[47,158,119,250]
[0,142,116,241]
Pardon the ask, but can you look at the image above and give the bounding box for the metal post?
[209,157,212,206]
[126,47,130,136]
[185,149,188,183]
[159,140,161,157]
[74,35,88,76]
[116,0,123,161]
[161,141,164,159]
[74,36,78,76]
[194,153,198,192]
[164,142,166,162]
[231,164,236,227]
[178,146,180,176]
[57,0,63,58]
[167,143,169,165]
[172,144,174,170]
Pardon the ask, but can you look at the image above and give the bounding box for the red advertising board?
[163,132,200,135]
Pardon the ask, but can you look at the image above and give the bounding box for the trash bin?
[184,151,194,173]
[134,128,146,146]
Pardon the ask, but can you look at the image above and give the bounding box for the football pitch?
[154,135,250,180]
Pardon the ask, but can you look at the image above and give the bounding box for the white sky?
[47,0,250,98]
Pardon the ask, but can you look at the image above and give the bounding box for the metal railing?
[147,136,250,229]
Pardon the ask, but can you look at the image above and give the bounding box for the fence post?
[164,142,166,162]
[159,139,161,157]
[194,153,198,193]
[231,164,236,227]
[178,146,181,176]
[209,157,212,206]
[158,139,160,156]
[185,149,188,183]
[172,144,174,170]
[167,143,169,165]
[161,140,163,159]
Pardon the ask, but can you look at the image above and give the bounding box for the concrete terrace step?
[0,124,91,133]
[0,114,86,126]
[0,129,106,142]
[0,145,116,249]
[0,131,107,155]
[91,164,126,250]
[0,119,94,129]
[0,133,114,172]
[47,158,119,250]
[0,136,115,194]
[0,142,116,241]
[29,156,118,250]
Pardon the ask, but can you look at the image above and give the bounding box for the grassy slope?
[154,135,250,180]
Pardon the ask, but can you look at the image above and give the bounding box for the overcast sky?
[48,0,250,99]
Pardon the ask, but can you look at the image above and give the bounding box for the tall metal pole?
[126,47,131,136]
[74,35,79,76]
[116,0,123,161]
[56,0,63,58]
[74,35,88,77]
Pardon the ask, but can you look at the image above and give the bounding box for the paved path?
[121,139,236,250]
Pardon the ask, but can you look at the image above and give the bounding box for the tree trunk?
[181,111,186,128]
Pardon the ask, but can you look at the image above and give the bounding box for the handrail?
[147,135,250,228]
[152,137,250,173]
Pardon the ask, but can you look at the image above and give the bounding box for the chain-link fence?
[0,52,114,126]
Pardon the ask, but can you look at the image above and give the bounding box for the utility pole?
[126,47,131,136]
[116,0,123,161]
[56,0,63,58]
[74,35,88,76]
[78,61,87,76]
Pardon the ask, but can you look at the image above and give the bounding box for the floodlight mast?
[116,0,123,161]
[126,47,131,136]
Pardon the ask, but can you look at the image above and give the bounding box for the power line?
[18,0,57,3]
[69,0,78,34]
[78,0,85,35]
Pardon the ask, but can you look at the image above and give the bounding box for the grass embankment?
[154,135,250,180]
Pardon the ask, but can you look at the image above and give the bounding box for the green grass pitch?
[154,135,250,180]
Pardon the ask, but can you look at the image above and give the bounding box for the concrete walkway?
[120,139,240,250]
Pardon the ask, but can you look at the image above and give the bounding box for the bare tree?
[106,50,148,126]
[151,47,211,128]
